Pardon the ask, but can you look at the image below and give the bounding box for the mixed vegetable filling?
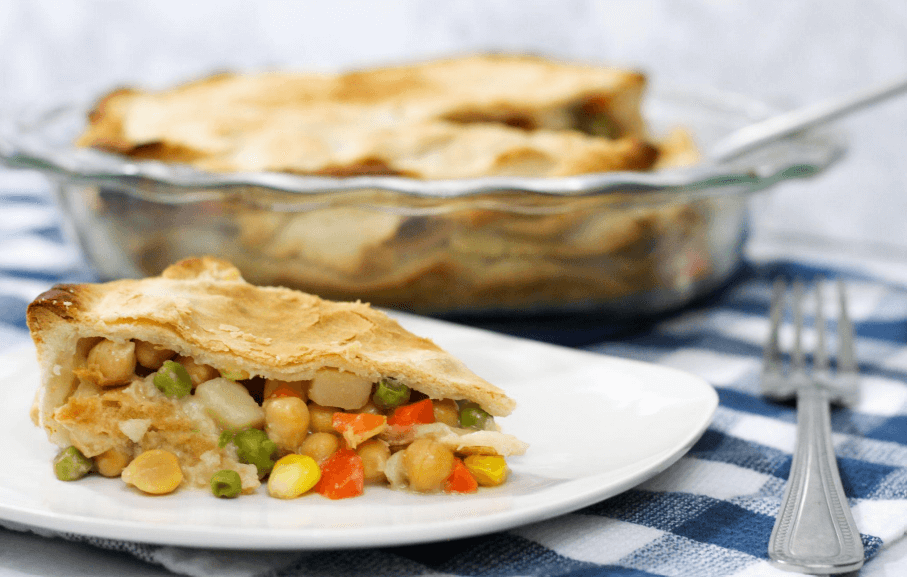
[52,337,513,500]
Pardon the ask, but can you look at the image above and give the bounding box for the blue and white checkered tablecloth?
[3,169,907,577]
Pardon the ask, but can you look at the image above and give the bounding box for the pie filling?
[50,337,525,499]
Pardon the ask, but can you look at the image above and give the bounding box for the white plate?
[0,313,717,550]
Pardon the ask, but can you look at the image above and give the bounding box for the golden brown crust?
[75,88,139,153]
[74,54,666,179]
[27,258,517,443]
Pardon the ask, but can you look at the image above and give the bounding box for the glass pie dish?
[0,86,844,318]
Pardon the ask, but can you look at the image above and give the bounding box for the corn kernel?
[463,455,508,487]
[268,454,321,499]
[122,449,183,495]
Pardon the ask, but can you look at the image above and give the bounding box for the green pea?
[210,469,242,498]
[232,428,277,477]
[372,378,411,410]
[460,405,493,430]
[153,360,192,398]
[54,446,93,481]
[218,430,235,448]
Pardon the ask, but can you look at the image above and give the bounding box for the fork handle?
[769,386,864,573]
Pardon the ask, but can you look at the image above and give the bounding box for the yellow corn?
[121,449,183,494]
[464,455,508,487]
[267,454,321,499]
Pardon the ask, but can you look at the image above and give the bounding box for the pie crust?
[27,257,527,492]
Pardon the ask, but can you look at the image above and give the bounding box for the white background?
[1,0,906,267]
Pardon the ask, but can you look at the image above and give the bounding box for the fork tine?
[765,278,786,361]
[790,279,806,375]
[761,278,787,397]
[836,281,860,406]
[814,279,830,374]
[837,280,857,375]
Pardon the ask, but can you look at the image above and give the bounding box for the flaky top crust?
[75,54,657,179]
[27,258,517,441]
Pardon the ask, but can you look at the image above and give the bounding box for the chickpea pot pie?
[27,257,528,498]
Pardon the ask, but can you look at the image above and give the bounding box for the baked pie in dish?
[64,54,710,314]
[27,257,527,499]
[1,54,844,317]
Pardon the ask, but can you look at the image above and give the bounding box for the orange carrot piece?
[268,383,303,399]
[444,458,478,494]
[387,399,435,428]
[332,412,388,448]
[315,448,364,499]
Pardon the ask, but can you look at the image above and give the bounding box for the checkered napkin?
[3,170,907,576]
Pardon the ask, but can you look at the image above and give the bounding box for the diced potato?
[118,418,151,443]
[384,450,407,489]
[307,368,373,410]
[195,377,265,430]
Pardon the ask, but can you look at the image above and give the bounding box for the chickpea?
[357,439,390,484]
[300,432,340,464]
[122,449,183,495]
[307,402,340,433]
[264,397,310,453]
[174,355,219,387]
[94,447,132,477]
[133,340,176,370]
[433,399,460,427]
[76,337,103,362]
[84,339,136,387]
[403,439,454,492]
[357,400,382,415]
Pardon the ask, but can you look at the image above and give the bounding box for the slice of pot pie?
[27,257,527,499]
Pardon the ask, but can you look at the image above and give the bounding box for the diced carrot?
[387,399,435,428]
[332,412,387,448]
[444,458,478,494]
[268,383,303,399]
[315,448,364,499]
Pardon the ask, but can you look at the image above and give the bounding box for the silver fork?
[762,278,864,574]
